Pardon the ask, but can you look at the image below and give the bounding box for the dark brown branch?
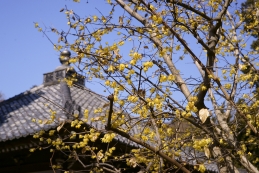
[137,66,142,92]
[50,150,57,173]
[213,0,232,21]
[107,94,114,129]
[166,0,212,21]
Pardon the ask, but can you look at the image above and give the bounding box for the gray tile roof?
[179,147,248,173]
[179,148,219,172]
[0,83,137,147]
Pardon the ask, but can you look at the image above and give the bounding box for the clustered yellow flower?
[93,15,98,22]
[64,77,77,87]
[146,96,163,110]
[152,15,163,24]
[49,130,55,136]
[118,63,126,71]
[224,83,231,89]
[84,109,89,121]
[175,45,181,50]
[105,80,117,89]
[129,52,142,65]
[94,108,102,114]
[108,65,115,73]
[143,61,153,72]
[101,133,116,143]
[157,74,175,83]
[197,164,206,173]
[128,95,139,102]
[186,96,198,112]
[168,74,175,81]
[193,138,213,151]
[181,111,192,118]
[71,119,84,128]
[159,75,167,82]
[111,113,126,128]
[29,148,36,152]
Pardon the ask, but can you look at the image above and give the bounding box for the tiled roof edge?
[0,85,45,106]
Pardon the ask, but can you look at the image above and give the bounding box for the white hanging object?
[198,108,209,123]
[204,146,211,159]
[256,8,259,19]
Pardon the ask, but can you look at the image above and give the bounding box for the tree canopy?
[241,0,259,50]
[32,0,259,172]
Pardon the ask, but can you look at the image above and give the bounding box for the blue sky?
[0,0,112,99]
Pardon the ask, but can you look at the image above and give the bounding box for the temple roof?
[0,84,107,141]
[0,50,138,146]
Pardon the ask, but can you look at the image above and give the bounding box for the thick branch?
[240,155,259,173]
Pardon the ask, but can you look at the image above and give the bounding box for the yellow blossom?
[118,41,124,46]
[30,148,36,152]
[118,64,126,71]
[224,83,231,89]
[168,74,175,81]
[193,138,213,151]
[108,65,115,72]
[175,45,181,50]
[34,22,39,28]
[130,52,142,60]
[128,69,135,75]
[198,164,206,173]
[130,59,136,65]
[143,61,153,72]
[49,130,55,136]
[93,15,98,22]
[159,75,167,82]
[105,80,110,86]
[101,133,116,143]
[128,95,138,102]
[201,85,207,91]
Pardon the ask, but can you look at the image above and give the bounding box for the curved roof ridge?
[0,85,44,106]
